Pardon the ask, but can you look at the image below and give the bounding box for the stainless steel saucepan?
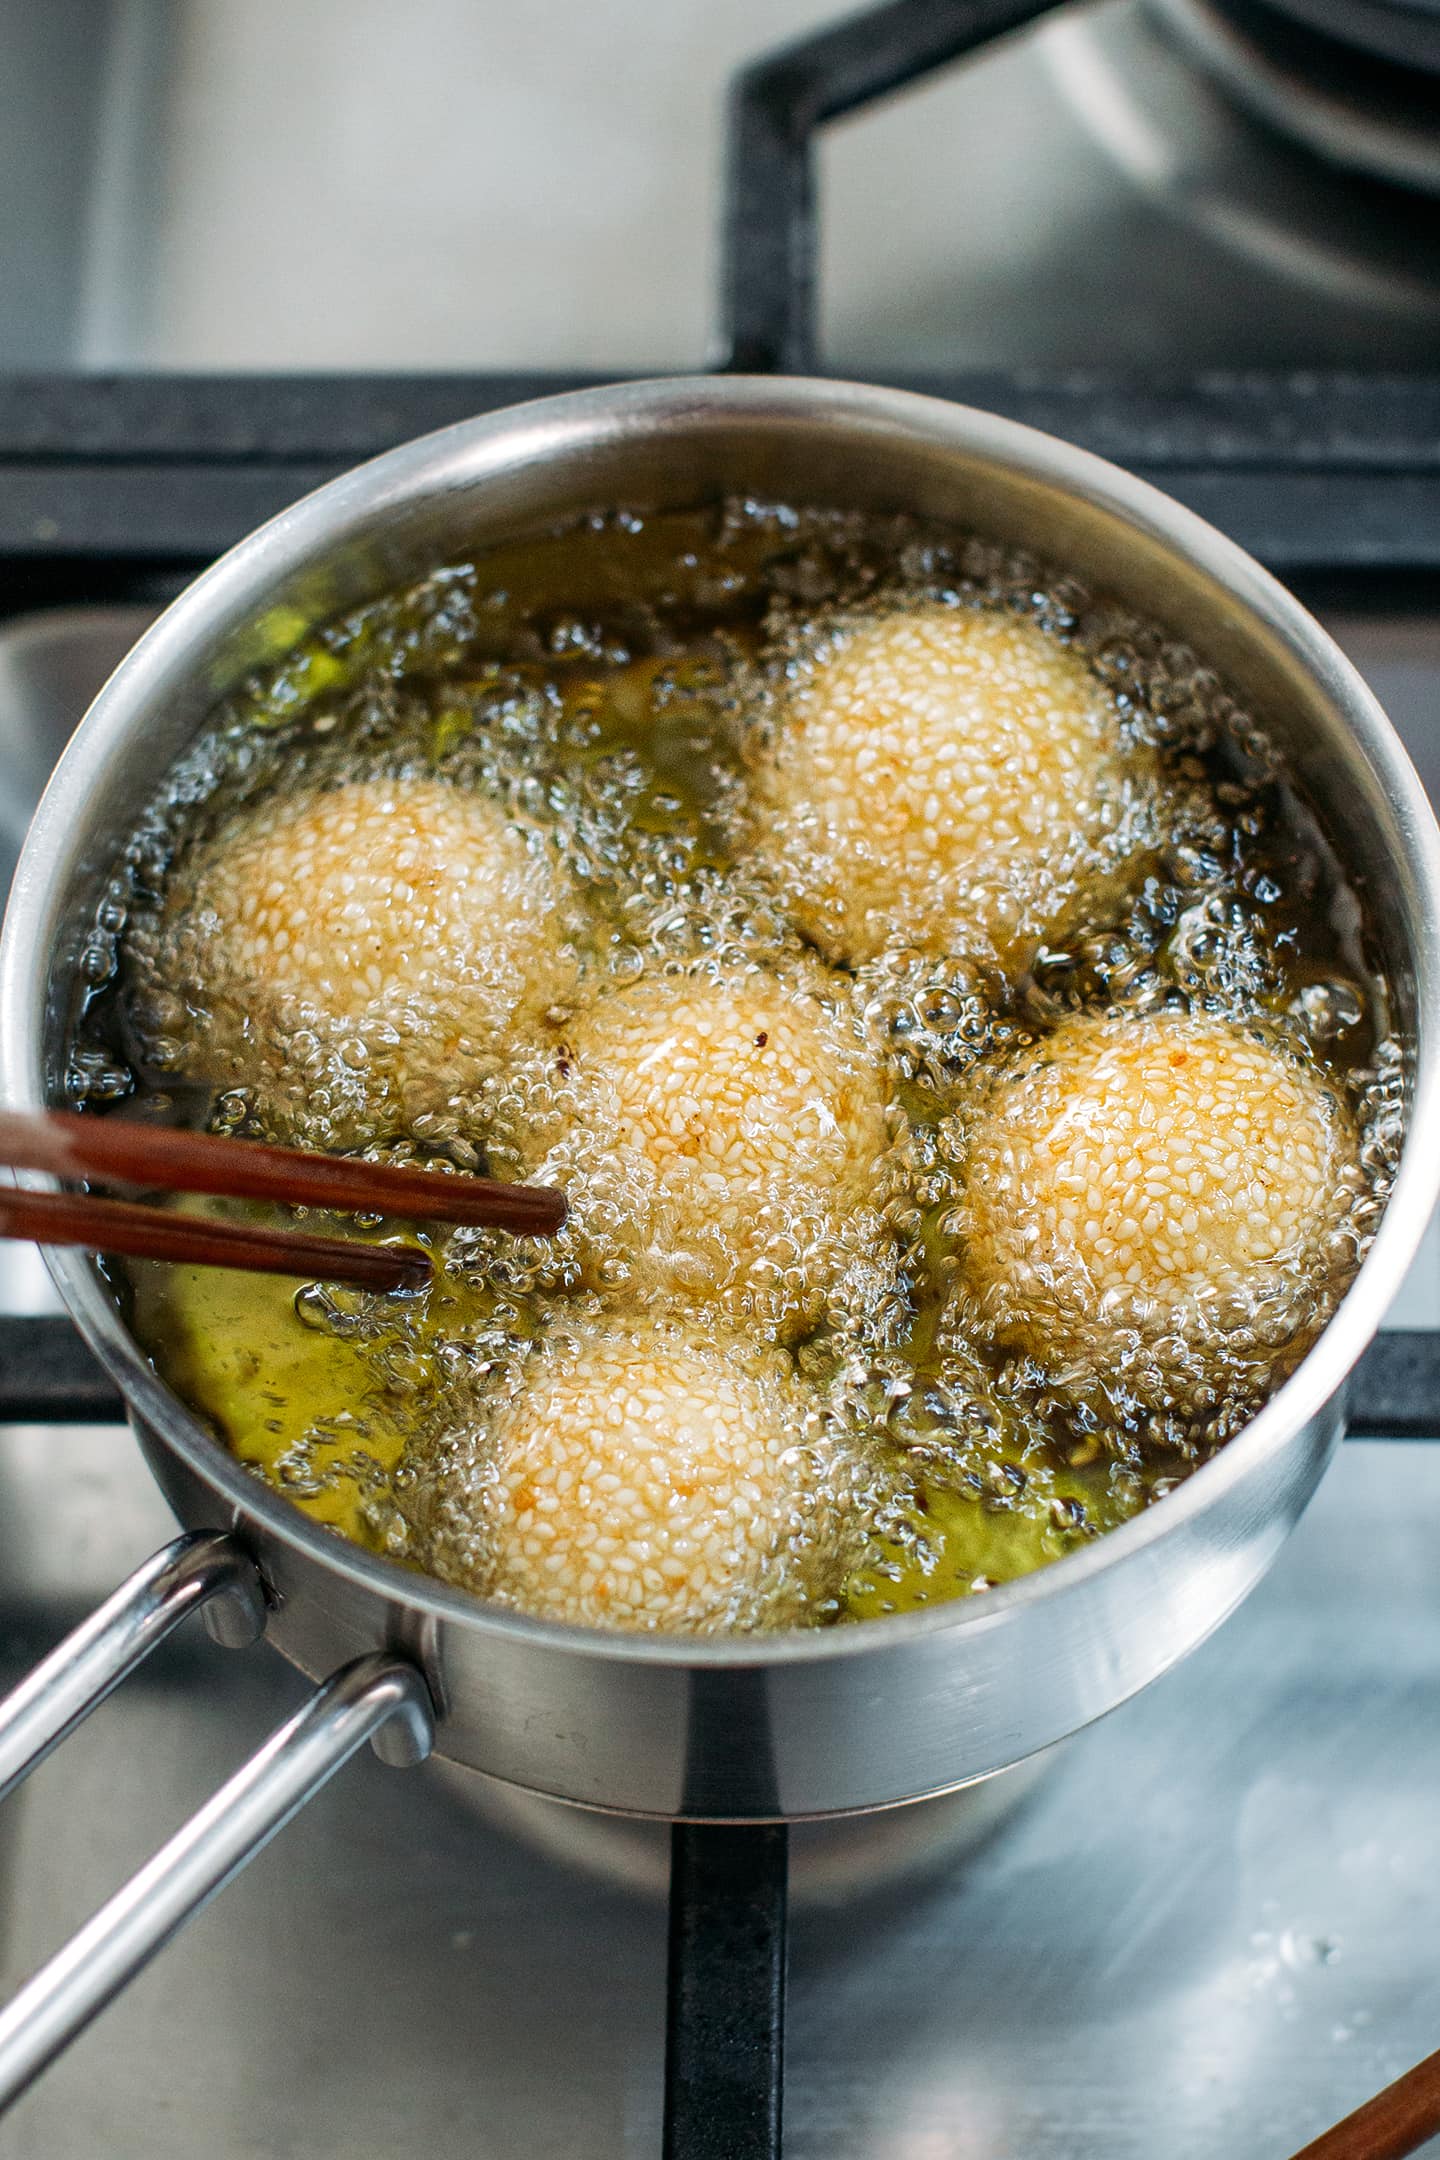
[0,376,1437,2100]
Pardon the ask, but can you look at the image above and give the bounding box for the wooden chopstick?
[1286,2046,1440,2160]
[0,1110,565,1236]
[0,1185,430,1292]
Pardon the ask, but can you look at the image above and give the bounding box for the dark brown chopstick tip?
[380,1244,433,1292]
[1285,2039,1440,2159]
[531,1186,568,1235]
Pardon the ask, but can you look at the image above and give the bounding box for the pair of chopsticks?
[0,1110,566,1293]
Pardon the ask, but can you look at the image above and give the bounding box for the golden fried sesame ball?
[750,604,1151,969]
[145,777,580,1144]
[514,968,897,1340]
[955,1010,1361,1362]
[465,1315,835,1632]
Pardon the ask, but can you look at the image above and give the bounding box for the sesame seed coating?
[751,603,1151,968]
[957,1010,1361,1360]
[107,515,1403,1635]
[451,1315,837,1632]
[515,969,897,1339]
[146,777,579,1142]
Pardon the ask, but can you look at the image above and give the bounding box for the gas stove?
[2,2,1440,2154]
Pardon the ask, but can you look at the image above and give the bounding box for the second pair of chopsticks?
[0,1110,566,1293]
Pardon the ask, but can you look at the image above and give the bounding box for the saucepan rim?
[3,374,1437,1673]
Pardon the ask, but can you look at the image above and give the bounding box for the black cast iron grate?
[3,0,1440,2151]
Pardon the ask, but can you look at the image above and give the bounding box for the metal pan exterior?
[3,376,1437,1819]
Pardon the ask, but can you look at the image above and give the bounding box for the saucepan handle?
[0,1531,265,1803]
[0,1533,434,2111]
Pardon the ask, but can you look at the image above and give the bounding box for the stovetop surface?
[5,0,1439,377]
[3,1426,1440,2158]
[2,0,1439,2148]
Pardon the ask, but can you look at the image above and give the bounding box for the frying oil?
[75,501,1401,1630]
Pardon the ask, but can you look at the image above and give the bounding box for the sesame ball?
[513,969,897,1340]
[144,777,580,1144]
[459,1315,837,1632]
[750,603,1151,969]
[955,1010,1361,1364]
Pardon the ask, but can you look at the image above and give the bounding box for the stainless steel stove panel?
[2,0,1438,377]
[3,1428,1440,2156]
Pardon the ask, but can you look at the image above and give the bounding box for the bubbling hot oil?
[78,501,1401,1633]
